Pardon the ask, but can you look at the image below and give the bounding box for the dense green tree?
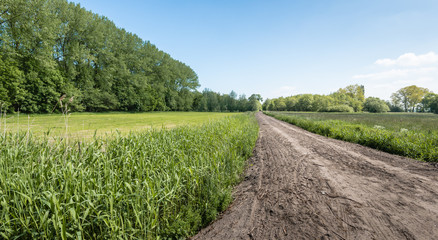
[0,0,201,113]
[248,94,263,111]
[363,97,390,113]
[0,57,25,111]
[264,84,365,113]
[193,89,261,112]
[385,100,403,112]
[422,93,438,114]
[295,94,313,111]
[262,98,271,111]
[391,85,430,112]
[331,85,365,112]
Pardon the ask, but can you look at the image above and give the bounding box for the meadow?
[272,112,438,132]
[266,111,438,162]
[0,112,238,139]
[0,113,258,239]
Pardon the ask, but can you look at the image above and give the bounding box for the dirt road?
[193,112,438,240]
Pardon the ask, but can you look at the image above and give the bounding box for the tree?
[385,100,403,112]
[0,0,200,113]
[262,99,271,111]
[273,97,287,111]
[248,94,263,111]
[422,93,438,114]
[331,85,365,112]
[0,57,25,112]
[363,97,390,113]
[391,85,430,112]
[285,96,297,111]
[295,94,313,111]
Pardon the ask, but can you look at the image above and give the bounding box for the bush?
[320,104,354,113]
[363,97,390,113]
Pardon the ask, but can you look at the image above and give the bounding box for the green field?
[266,111,438,162]
[0,112,237,139]
[0,113,258,239]
[273,112,438,132]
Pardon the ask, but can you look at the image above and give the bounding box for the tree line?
[0,0,262,113]
[264,84,438,114]
[263,84,366,112]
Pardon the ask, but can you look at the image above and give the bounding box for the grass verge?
[265,112,438,162]
[0,113,258,239]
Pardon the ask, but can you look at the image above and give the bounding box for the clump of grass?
[0,113,258,239]
[266,112,438,162]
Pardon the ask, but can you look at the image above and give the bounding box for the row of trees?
[263,85,366,112]
[264,85,437,114]
[1,0,249,113]
[196,90,262,112]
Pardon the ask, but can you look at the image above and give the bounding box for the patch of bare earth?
[192,112,438,240]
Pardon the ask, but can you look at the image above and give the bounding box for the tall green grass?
[272,111,438,132]
[0,114,258,239]
[266,112,438,162]
[1,112,238,139]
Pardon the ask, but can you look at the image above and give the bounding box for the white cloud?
[375,52,438,67]
[353,52,438,100]
[353,67,437,80]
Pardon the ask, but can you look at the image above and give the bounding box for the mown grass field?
[0,112,238,139]
[266,111,438,162]
[0,113,259,239]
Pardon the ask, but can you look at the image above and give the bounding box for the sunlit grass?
[0,113,258,239]
[266,111,438,162]
[0,112,238,139]
[273,112,438,132]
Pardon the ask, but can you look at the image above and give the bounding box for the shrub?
[320,104,354,113]
[363,97,390,113]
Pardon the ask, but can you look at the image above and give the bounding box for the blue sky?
[70,0,438,100]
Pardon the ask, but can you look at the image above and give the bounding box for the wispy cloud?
[353,67,437,80]
[374,52,438,67]
[353,52,438,99]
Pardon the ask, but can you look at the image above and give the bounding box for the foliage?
[391,85,430,112]
[385,100,403,112]
[1,0,198,113]
[266,112,438,162]
[0,0,262,114]
[0,114,259,239]
[422,93,438,114]
[322,104,354,113]
[194,89,262,112]
[263,84,365,112]
[363,97,390,113]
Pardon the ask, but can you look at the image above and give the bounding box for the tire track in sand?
[192,112,438,240]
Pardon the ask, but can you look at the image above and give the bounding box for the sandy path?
[192,112,438,240]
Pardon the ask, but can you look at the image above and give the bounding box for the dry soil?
[193,112,438,240]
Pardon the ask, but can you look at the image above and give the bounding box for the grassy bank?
[265,112,438,162]
[0,114,258,239]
